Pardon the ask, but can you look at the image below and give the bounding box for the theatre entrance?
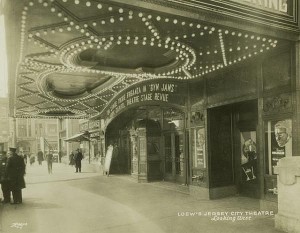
[209,100,259,199]
[163,131,185,184]
[106,106,187,183]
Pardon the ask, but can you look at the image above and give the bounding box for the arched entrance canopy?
[4,0,291,119]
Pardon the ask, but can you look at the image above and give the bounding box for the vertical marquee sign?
[104,80,187,119]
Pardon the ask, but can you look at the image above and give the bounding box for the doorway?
[209,100,259,198]
[164,131,185,184]
[234,102,259,198]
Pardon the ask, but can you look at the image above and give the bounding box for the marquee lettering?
[106,82,181,118]
[229,0,288,13]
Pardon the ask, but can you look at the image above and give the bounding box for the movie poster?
[265,119,292,175]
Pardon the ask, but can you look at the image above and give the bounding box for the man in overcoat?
[37,150,44,165]
[74,148,83,173]
[6,147,26,204]
[0,151,10,203]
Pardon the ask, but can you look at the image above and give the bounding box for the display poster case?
[265,119,292,175]
[240,131,257,182]
[192,127,205,169]
[264,118,292,198]
[191,127,206,185]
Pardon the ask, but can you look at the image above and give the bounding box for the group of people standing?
[0,147,26,204]
[69,148,83,173]
[37,150,54,174]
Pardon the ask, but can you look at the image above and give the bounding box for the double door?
[164,131,186,184]
[209,100,259,198]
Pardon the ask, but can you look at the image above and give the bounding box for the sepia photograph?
[0,0,298,232]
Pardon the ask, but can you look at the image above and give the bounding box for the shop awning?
[64,132,90,142]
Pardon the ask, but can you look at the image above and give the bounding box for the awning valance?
[64,132,90,142]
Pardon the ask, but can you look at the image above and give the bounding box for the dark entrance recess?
[105,109,136,174]
[136,119,162,181]
[105,107,163,178]
[208,100,258,198]
[105,105,186,183]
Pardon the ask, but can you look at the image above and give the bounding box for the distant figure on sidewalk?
[37,150,44,165]
[74,148,83,173]
[69,151,75,166]
[29,154,35,165]
[6,147,26,204]
[0,151,11,204]
[58,151,62,163]
[46,150,53,174]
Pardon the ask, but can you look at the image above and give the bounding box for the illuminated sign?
[105,81,187,118]
[229,0,288,13]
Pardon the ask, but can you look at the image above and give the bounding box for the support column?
[137,128,148,182]
[292,42,300,157]
[9,117,17,147]
[274,157,300,232]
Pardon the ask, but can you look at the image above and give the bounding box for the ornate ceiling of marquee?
[6,0,285,119]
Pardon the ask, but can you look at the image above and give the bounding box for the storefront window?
[265,119,292,175]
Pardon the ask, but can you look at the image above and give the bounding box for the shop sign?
[228,0,288,14]
[106,81,186,118]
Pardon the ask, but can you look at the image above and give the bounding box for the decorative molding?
[263,93,292,114]
[190,110,205,126]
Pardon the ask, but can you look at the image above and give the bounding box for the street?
[0,162,282,233]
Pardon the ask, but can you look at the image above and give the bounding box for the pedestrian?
[37,150,44,165]
[29,154,35,165]
[46,150,53,174]
[58,151,62,163]
[0,151,11,204]
[69,151,75,166]
[74,148,83,173]
[6,147,26,204]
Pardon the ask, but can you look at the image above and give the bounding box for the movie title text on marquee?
[106,83,182,118]
[228,0,288,13]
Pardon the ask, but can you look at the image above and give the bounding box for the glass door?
[164,132,185,183]
[164,133,173,180]
[175,133,185,184]
[238,130,259,198]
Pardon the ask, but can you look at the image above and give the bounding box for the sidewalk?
[0,163,283,233]
[24,160,101,184]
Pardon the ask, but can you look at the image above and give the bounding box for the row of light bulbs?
[17,0,281,118]
[60,36,196,77]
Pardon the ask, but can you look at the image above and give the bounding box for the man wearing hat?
[0,151,10,204]
[6,147,26,204]
[74,148,83,173]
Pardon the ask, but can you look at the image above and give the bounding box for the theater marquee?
[104,81,187,119]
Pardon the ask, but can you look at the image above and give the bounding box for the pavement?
[0,161,283,233]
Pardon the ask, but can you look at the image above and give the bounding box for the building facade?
[4,0,300,214]
[16,118,59,156]
[58,118,80,158]
[0,97,9,153]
